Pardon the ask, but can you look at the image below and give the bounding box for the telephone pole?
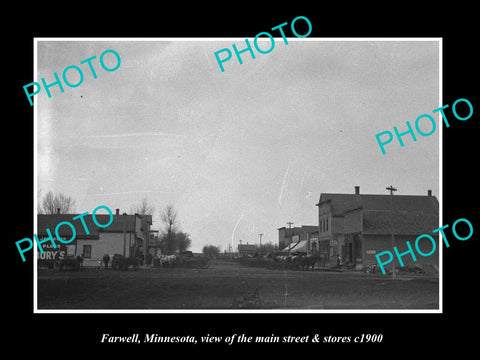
[286,222,294,240]
[286,222,294,255]
[386,185,397,280]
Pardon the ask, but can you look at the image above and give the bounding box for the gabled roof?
[318,192,439,236]
[362,210,439,235]
[104,215,137,232]
[318,193,362,215]
[318,193,438,216]
[37,213,139,239]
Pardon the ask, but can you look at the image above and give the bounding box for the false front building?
[37,209,152,268]
[317,186,439,270]
[277,225,319,255]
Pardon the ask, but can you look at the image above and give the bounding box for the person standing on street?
[103,253,110,269]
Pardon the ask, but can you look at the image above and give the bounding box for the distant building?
[316,186,439,269]
[237,244,256,257]
[37,208,152,268]
[278,226,301,250]
[147,232,162,256]
[278,225,319,254]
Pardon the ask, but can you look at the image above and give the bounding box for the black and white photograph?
[34,38,440,312]
[6,6,478,356]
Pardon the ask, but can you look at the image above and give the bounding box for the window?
[321,217,329,233]
[83,245,92,259]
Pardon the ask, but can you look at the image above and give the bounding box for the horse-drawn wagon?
[154,251,210,269]
[111,254,140,270]
[56,255,81,271]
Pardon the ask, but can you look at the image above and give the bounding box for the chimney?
[116,208,120,215]
[56,207,61,214]
[427,190,432,197]
[354,186,360,195]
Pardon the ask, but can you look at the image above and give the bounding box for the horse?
[299,253,318,271]
[126,256,140,270]
[274,255,288,265]
[158,254,177,268]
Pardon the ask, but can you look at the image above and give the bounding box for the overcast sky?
[36,39,440,252]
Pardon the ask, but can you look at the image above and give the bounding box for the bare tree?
[37,189,43,214]
[38,190,76,214]
[160,204,179,254]
[130,196,155,215]
[160,204,179,233]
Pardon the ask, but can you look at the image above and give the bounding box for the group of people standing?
[97,252,155,269]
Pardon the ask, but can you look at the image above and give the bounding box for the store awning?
[282,240,308,253]
[282,242,299,252]
[290,240,308,254]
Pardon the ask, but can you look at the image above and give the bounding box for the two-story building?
[278,225,319,254]
[37,209,152,267]
[316,186,439,269]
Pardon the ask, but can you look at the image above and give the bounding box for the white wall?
[76,232,134,267]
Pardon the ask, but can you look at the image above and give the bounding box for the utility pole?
[287,222,294,255]
[258,233,263,254]
[386,185,397,280]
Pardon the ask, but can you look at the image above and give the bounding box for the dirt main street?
[37,259,439,310]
